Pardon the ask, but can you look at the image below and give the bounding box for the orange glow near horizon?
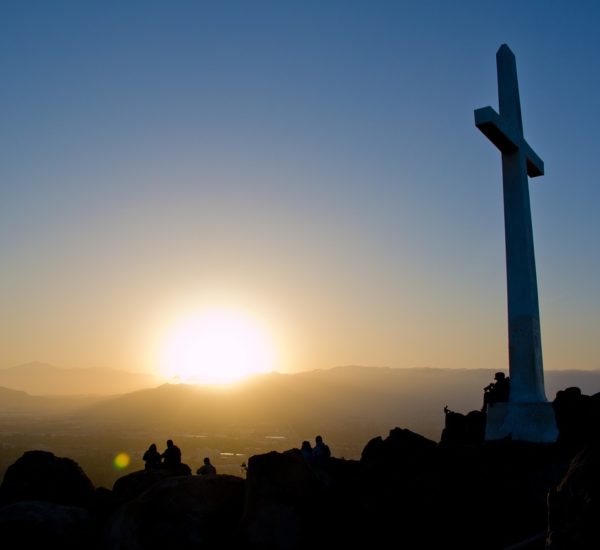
[158,308,276,385]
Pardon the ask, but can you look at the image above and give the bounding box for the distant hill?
[76,366,600,442]
[0,386,47,410]
[0,362,160,396]
[0,385,105,416]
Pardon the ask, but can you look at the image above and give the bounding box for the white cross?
[475,44,547,404]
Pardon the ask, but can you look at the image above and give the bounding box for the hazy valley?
[1,364,598,489]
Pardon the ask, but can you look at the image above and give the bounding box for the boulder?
[0,450,94,508]
[440,409,486,445]
[105,474,245,549]
[361,427,438,475]
[0,500,93,549]
[547,443,600,549]
[242,449,325,549]
[553,389,600,453]
[112,468,186,504]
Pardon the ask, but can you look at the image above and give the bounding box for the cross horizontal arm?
[522,142,544,178]
[475,106,519,153]
[474,106,544,178]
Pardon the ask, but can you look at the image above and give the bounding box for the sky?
[1,0,599,378]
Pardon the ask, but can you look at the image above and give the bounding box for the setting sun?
[158,308,275,384]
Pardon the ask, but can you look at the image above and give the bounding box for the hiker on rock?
[197,457,217,476]
[312,435,331,465]
[161,439,182,468]
[142,443,161,470]
[482,372,510,412]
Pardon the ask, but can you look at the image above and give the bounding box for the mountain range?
[2,364,598,443]
[0,362,160,396]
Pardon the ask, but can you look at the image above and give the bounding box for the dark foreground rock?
[242,449,321,549]
[112,465,191,505]
[0,500,94,549]
[357,428,569,549]
[547,443,600,549]
[242,448,362,549]
[105,474,245,549]
[553,388,600,452]
[0,450,95,508]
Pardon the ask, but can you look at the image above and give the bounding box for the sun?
[158,308,275,384]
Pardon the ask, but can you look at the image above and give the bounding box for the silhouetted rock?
[166,462,192,476]
[553,388,600,452]
[358,428,440,546]
[434,441,566,549]
[89,486,117,526]
[554,387,589,449]
[547,443,600,549]
[112,469,173,504]
[440,408,486,444]
[0,500,93,549]
[357,428,567,549]
[243,449,350,549]
[361,427,437,472]
[0,450,94,508]
[112,465,191,505]
[105,474,245,549]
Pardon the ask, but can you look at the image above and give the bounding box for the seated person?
[161,439,182,468]
[312,435,331,464]
[197,457,217,475]
[482,372,510,411]
[142,443,161,470]
[300,440,313,463]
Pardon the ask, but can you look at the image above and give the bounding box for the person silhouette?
[300,440,313,463]
[196,457,217,476]
[161,439,182,468]
[482,372,510,412]
[312,435,331,465]
[142,443,161,470]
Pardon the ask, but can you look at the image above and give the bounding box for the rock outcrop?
[553,388,600,452]
[547,443,600,549]
[0,500,93,549]
[0,450,95,508]
[112,466,190,505]
[242,448,362,549]
[440,408,486,444]
[105,474,245,549]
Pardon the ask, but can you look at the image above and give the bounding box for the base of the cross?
[485,401,558,443]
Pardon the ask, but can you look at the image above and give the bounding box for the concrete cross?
[474,44,558,442]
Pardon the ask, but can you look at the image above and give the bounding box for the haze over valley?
[1,363,598,488]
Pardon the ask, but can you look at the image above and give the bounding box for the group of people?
[142,439,216,475]
[142,434,334,476]
[142,440,181,469]
[300,434,331,466]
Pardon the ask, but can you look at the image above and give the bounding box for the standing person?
[161,439,182,468]
[142,443,161,470]
[196,457,217,475]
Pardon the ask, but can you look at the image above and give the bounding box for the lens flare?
[113,452,131,470]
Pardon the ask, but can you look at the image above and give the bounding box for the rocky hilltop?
[0,388,598,549]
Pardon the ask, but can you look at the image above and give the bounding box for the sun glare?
[158,308,275,385]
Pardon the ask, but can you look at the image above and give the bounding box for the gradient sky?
[1,0,599,376]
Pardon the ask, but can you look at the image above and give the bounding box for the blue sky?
[1,1,599,375]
